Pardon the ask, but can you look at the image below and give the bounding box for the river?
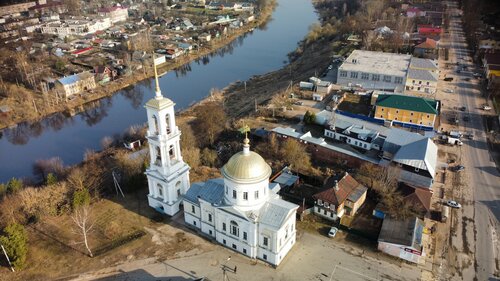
[0,0,318,183]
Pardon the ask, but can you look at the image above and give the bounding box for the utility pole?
[1,244,15,272]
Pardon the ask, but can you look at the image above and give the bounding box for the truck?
[447,137,463,146]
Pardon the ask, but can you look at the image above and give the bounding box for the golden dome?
[221,150,272,184]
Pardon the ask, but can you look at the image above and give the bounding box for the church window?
[285,228,288,239]
[151,115,159,135]
[208,213,212,222]
[165,114,171,134]
[155,146,162,165]
[176,189,181,197]
[243,192,248,200]
[225,185,228,194]
[223,239,226,245]
[255,191,259,199]
[232,244,237,249]
[222,223,226,231]
[169,145,175,160]
[157,184,163,197]
[230,221,239,237]
[191,205,195,214]
[263,236,269,246]
[233,190,237,199]
[263,254,267,260]
[243,231,247,240]
[243,249,247,254]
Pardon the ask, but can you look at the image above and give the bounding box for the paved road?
[444,1,500,279]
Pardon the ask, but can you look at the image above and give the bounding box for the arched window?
[155,146,161,165]
[230,220,239,236]
[165,114,171,134]
[169,145,175,160]
[151,115,159,135]
[157,183,163,197]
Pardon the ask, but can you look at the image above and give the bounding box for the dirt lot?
[337,93,372,116]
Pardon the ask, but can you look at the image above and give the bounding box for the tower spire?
[153,54,163,100]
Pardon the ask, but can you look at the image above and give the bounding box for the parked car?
[464,132,474,140]
[443,88,454,93]
[444,77,454,82]
[482,105,492,111]
[328,227,338,238]
[294,101,304,106]
[446,200,462,209]
[452,165,465,172]
[459,106,466,111]
[473,73,482,78]
[463,77,471,81]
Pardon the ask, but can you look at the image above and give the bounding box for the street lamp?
[221,256,237,281]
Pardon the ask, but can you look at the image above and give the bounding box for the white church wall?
[223,178,270,210]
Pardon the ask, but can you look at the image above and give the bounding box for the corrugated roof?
[313,173,365,206]
[407,68,437,82]
[393,138,437,178]
[376,94,438,114]
[410,57,438,70]
[183,179,224,205]
[273,172,299,187]
[258,198,297,229]
[58,74,80,85]
[378,217,424,251]
[414,38,437,49]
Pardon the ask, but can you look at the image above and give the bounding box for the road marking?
[328,264,380,281]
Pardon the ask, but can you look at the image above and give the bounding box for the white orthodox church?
[145,63,190,216]
[145,61,298,266]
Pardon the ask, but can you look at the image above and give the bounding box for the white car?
[328,227,338,238]
[443,88,454,93]
[446,200,462,209]
[482,105,492,111]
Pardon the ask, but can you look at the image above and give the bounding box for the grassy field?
[1,191,215,281]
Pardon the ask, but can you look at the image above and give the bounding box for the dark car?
[452,165,465,172]
[444,77,454,82]
[459,106,466,111]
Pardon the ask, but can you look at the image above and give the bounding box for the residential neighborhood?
[0,0,499,281]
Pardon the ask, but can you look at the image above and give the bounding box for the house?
[417,25,442,36]
[312,172,367,221]
[406,7,425,18]
[337,50,410,93]
[478,32,500,53]
[56,72,96,99]
[0,2,36,17]
[271,167,299,191]
[413,38,438,59]
[183,139,298,266]
[94,66,116,84]
[392,138,437,188]
[378,217,425,264]
[98,5,128,24]
[374,94,439,129]
[197,33,211,42]
[483,53,500,81]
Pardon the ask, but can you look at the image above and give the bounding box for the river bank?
[0,0,277,130]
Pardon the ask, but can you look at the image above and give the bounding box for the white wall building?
[337,50,410,93]
[41,18,112,37]
[145,64,190,216]
[98,5,128,24]
[183,139,299,266]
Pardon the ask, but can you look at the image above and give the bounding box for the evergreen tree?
[0,223,28,269]
[72,189,91,209]
[6,178,23,194]
[45,173,58,186]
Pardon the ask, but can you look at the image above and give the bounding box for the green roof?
[376,94,438,114]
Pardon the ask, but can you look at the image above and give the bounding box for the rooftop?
[375,94,438,114]
[393,138,437,177]
[313,173,366,206]
[378,217,424,251]
[407,68,438,82]
[410,57,438,70]
[339,50,411,77]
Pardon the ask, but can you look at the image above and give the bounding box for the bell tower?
[145,57,190,216]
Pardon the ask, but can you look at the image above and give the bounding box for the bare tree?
[373,165,400,193]
[280,138,312,174]
[72,205,94,257]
